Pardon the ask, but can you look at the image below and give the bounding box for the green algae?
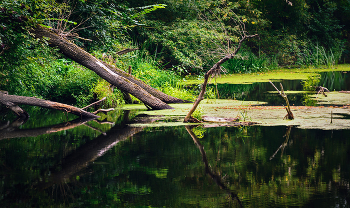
[123,65,350,130]
[310,92,350,105]
[124,99,350,130]
[184,64,350,85]
[267,91,313,94]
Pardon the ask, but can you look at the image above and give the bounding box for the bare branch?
[82,97,106,110]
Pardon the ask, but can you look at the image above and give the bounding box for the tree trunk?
[0,92,99,118]
[31,25,186,110]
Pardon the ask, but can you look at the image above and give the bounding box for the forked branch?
[184,33,258,123]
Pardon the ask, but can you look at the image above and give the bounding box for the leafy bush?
[93,79,124,108]
[223,49,272,73]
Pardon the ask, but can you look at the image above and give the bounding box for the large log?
[31,25,184,109]
[0,92,99,118]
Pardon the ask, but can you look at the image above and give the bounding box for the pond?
[0,68,350,207]
[188,70,350,106]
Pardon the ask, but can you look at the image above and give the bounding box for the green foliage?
[0,45,100,107]
[192,126,206,139]
[302,75,321,91]
[302,75,321,106]
[204,86,217,99]
[93,79,124,108]
[223,48,272,73]
[192,105,203,121]
[129,55,196,101]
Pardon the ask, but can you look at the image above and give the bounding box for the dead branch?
[116,48,139,55]
[269,81,294,120]
[82,97,106,110]
[315,86,330,97]
[93,108,115,115]
[184,33,258,122]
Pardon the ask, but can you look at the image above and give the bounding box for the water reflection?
[36,122,144,190]
[0,111,350,207]
[186,126,243,207]
[269,126,292,160]
[0,117,94,140]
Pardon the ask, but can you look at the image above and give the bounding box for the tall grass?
[222,49,277,74]
[295,42,344,68]
[94,43,196,102]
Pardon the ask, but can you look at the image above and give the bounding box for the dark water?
[1,107,350,207]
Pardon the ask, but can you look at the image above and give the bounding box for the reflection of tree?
[269,126,292,160]
[185,126,243,207]
[34,111,154,188]
[320,71,349,91]
[0,111,149,205]
[0,117,95,140]
[36,123,144,190]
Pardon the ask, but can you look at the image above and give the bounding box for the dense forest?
[1,0,350,108]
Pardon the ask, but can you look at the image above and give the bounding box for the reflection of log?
[0,92,99,118]
[35,112,158,189]
[0,117,94,140]
[185,126,242,207]
[36,124,144,189]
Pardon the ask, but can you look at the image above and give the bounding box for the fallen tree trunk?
[0,92,99,118]
[31,25,186,109]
